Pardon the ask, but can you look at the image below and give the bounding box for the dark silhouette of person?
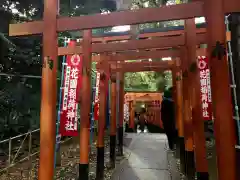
[139,108,146,133]
[134,112,139,132]
[161,87,177,150]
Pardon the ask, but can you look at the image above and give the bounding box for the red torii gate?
[8,0,240,180]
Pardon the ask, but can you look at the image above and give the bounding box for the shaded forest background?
[0,0,183,139]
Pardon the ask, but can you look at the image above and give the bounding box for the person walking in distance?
[139,108,146,133]
[161,87,177,150]
[134,112,139,132]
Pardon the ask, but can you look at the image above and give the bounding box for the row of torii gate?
[8,0,240,180]
[125,92,163,129]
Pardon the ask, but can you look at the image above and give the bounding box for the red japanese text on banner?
[94,72,100,120]
[198,56,212,120]
[151,100,160,109]
[94,71,110,120]
[60,45,83,136]
[124,102,129,122]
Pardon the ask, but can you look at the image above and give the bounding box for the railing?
[0,127,71,173]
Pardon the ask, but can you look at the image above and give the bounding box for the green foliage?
[131,0,183,29]
[0,10,42,138]
[124,70,171,92]
[0,0,117,139]
[123,0,178,92]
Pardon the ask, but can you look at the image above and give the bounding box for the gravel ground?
[0,135,125,180]
[0,134,216,180]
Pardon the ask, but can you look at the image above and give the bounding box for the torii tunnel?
[7,0,240,180]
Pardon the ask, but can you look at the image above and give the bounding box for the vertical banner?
[60,51,83,136]
[124,96,129,122]
[151,100,161,126]
[152,100,160,109]
[94,72,100,120]
[198,56,212,120]
[94,70,110,122]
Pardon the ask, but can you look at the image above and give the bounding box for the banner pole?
[116,72,120,146]
[53,37,68,168]
[90,66,97,145]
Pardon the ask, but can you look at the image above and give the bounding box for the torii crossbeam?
[58,33,206,55]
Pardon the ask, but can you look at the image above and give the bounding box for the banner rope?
[53,37,69,169]
[90,63,97,145]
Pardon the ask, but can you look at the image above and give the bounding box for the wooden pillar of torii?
[174,57,186,173]
[79,30,93,180]
[38,0,58,179]
[171,67,177,130]
[110,72,117,168]
[185,19,196,179]
[185,19,208,180]
[129,100,135,132]
[171,58,183,158]
[204,0,238,179]
[181,44,194,176]
[96,56,109,180]
[117,72,124,156]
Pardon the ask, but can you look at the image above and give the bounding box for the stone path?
[111,133,182,180]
